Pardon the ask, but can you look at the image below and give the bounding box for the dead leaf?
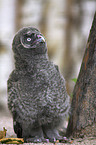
[0,138,24,144]
[0,127,7,139]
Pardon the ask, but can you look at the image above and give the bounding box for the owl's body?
[7,27,70,142]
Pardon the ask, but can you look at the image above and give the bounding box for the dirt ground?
[0,112,96,145]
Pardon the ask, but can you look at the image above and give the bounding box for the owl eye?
[27,38,31,42]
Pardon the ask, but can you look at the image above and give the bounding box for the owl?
[7,27,70,142]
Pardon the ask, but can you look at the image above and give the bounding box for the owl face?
[20,28,46,49]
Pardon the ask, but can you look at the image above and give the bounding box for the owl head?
[12,27,47,56]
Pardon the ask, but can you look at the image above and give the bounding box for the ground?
[0,112,96,145]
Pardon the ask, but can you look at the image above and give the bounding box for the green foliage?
[72,78,77,83]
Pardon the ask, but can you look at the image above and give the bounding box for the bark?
[66,12,96,137]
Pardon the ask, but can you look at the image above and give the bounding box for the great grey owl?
[7,27,70,143]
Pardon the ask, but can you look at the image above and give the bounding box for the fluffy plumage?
[7,27,70,142]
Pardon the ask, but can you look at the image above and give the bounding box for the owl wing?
[7,70,19,112]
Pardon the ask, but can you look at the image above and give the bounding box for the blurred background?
[0,0,96,116]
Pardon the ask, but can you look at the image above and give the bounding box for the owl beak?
[31,34,45,45]
[36,34,45,43]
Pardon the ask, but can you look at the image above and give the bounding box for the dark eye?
[27,37,31,42]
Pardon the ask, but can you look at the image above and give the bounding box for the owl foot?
[42,125,63,142]
[25,137,45,143]
[23,126,44,143]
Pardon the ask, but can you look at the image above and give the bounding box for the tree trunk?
[15,0,23,32]
[39,0,50,36]
[66,12,96,138]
